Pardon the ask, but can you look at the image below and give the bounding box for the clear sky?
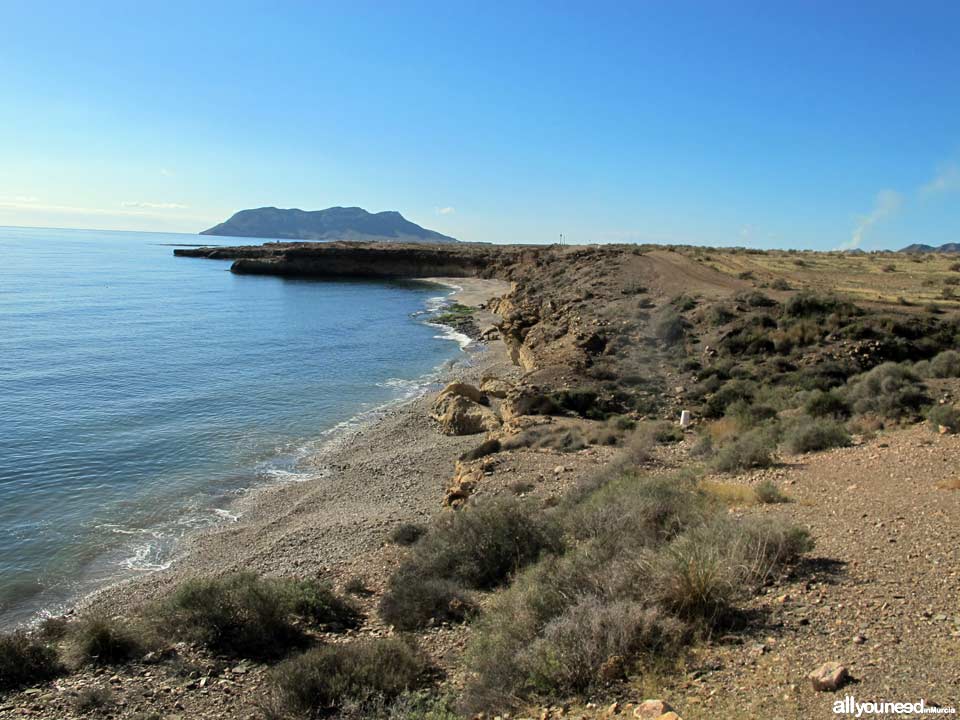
[1,1,958,249]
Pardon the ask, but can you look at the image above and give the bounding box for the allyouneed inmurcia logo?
[833,696,957,717]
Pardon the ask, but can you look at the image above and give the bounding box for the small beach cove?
[0,227,508,629]
[77,276,516,619]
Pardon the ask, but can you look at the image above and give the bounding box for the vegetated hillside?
[4,243,959,719]
[200,206,458,243]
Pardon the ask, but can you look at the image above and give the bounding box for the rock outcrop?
[200,206,458,243]
[430,383,500,436]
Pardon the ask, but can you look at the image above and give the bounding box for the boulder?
[480,376,513,399]
[479,325,500,341]
[444,459,495,507]
[439,381,488,405]
[500,390,559,421]
[808,661,849,691]
[431,393,500,435]
[635,700,674,719]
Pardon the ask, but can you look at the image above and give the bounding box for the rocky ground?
[633,424,959,719]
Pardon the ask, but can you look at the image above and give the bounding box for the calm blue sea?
[0,226,466,628]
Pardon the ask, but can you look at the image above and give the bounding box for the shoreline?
[73,276,515,619]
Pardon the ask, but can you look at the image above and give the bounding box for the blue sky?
[1,1,957,249]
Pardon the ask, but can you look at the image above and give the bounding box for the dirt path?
[643,250,749,298]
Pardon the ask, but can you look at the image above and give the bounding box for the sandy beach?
[82,277,516,617]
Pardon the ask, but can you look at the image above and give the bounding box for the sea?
[0,226,469,628]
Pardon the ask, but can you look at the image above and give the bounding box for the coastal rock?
[807,661,849,691]
[444,460,489,507]
[431,394,500,436]
[439,381,489,405]
[480,376,513,398]
[500,390,559,422]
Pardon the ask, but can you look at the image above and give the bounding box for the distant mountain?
[200,206,458,243]
[900,243,960,253]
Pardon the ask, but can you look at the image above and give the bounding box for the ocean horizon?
[0,225,468,628]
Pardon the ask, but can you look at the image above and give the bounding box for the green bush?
[267,638,428,716]
[711,426,777,473]
[782,416,851,454]
[803,390,850,419]
[0,632,62,691]
[928,404,960,433]
[845,362,929,421]
[66,617,143,667]
[157,573,357,659]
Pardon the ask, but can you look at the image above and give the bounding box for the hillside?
[199,206,458,243]
[900,243,960,253]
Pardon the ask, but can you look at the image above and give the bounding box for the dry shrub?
[804,390,850,419]
[65,617,144,667]
[379,572,474,631]
[73,686,115,714]
[379,499,562,630]
[390,523,427,546]
[523,599,686,693]
[266,638,429,717]
[707,417,740,445]
[461,471,812,711]
[845,363,929,421]
[711,426,777,473]
[927,350,960,378]
[927,404,960,433]
[782,416,851,454]
[0,632,63,691]
[698,479,755,505]
[754,479,789,504]
[156,573,358,659]
[651,518,812,623]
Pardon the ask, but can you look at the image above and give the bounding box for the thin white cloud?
[0,194,40,204]
[159,168,175,177]
[0,200,193,218]
[839,189,901,251]
[121,201,189,209]
[435,206,456,215]
[920,163,960,196]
